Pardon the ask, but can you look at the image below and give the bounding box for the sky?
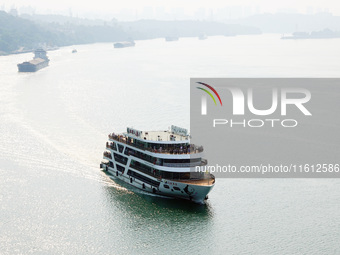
[2,0,340,20]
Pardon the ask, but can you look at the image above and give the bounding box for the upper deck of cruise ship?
[126,130,188,142]
[108,126,204,155]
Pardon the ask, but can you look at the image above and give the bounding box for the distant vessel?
[114,41,135,48]
[72,49,77,53]
[165,36,179,41]
[198,34,208,40]
[100,126,215,203]
[281,29,340,39]
[45,46,59,51]
[17,49,49,72]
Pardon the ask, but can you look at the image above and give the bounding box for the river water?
[0,35,339,254]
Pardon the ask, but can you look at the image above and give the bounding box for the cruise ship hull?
[101,164,214,203]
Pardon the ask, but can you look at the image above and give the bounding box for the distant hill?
[26,14,261,39]
[0,11,129,54]
[0,11,54,53]
[21,13,118,26]
[120,20,261,39]
[0,11,261,55]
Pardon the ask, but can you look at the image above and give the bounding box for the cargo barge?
[165,36,179,41]
[17,49,49,72]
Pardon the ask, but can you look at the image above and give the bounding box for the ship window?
[126,148,137,156]
[173,172,180,179]
[173,187,180,191]
[163,159,191,164]
[116,164,125,173]
[130,160,152,174]
[113,153,128,165]
[162,158,199,167]
[190,158,201,163]
[189,172,205,179]
[164,184,170,189]
[109,161,114,167]
[118,144,124,153]
[179,172,191,179]
[161,171,173,179]
[124,148,162,166]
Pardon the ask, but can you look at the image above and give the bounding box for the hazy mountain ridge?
[0,11,54,53]
[21,13,119,27]
[0,12,260,55]
[2,11,340,54]
[121,20,260,39]
[0,11,129,54]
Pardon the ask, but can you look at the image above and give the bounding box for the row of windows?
[163,158,201,164]
[125,148,161,165]
[129,160,206,180]
[127,170,160,187]
[125,147,201,167]
[129,138,190,152]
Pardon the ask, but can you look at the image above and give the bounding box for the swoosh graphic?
[196,82,223,106]
[197,87,217,105]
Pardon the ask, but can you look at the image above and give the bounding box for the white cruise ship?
[100,125,215,203]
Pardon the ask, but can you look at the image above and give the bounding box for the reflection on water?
[103,175,214,216]
[98,176,214,254]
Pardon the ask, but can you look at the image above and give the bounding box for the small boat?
[198,34,208,40]
[114,41,135,48]
[281,29,340,39]
[165,36,179,41]
[72,49,77,53]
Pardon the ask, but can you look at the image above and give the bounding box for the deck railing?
[103,151,112,159]
[108,133,203,154]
